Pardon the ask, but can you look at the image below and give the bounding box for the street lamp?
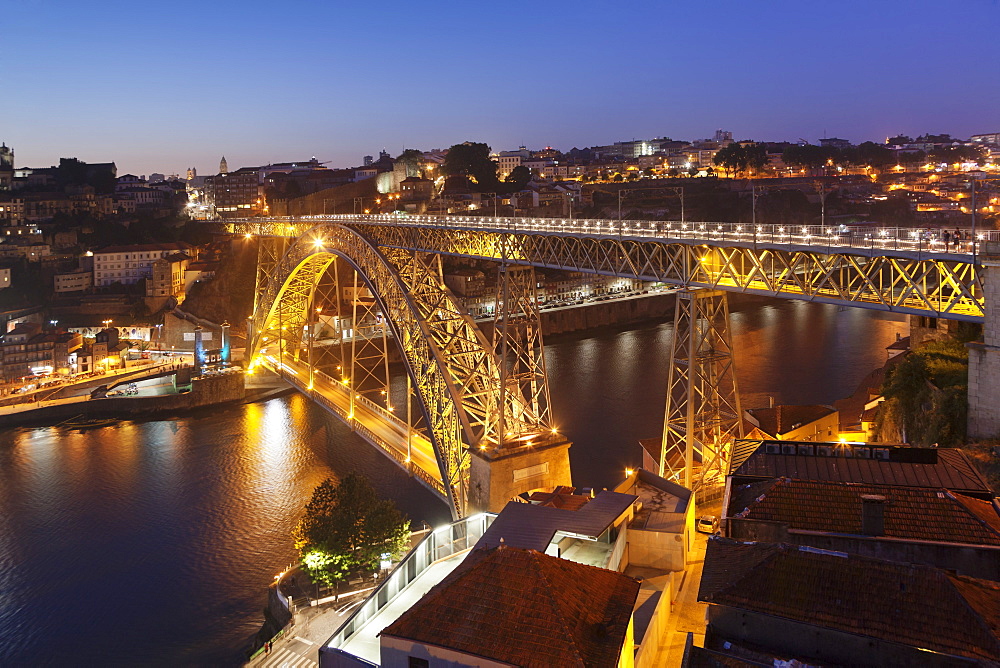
[482,192,498,217]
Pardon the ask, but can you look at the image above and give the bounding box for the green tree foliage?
[875,340,969,446]
[917,133,955,144]
[714,142,768,176]
[929,144,986,165]
[887,135,913,145]
[854,141,895,168]
[442,142,531,195]
[782,144,834,169]
[396,149,424,178]
[293,474,411,587]
[442,142,498,186]
[505,165,531,191]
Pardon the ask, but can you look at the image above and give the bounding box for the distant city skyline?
[4,0,998,176]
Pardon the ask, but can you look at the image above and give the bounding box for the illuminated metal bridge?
[227,214,990,516]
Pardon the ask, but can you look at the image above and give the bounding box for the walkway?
[338,550,468,664]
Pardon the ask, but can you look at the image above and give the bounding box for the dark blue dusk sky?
[4,0,999,176]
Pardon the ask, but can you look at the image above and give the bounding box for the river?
[0,295,907,665]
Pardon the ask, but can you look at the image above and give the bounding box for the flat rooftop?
[475,490,637,552]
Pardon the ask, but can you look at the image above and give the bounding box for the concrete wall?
[380,636,511,667]
[541,292,675,336]
[0,372,244,428]
[779,410,839,442]
[969,261,1000,439]
[468,439,573,514]
[635,576,674,668]
[707,606,977,667]
[628,529,687,572]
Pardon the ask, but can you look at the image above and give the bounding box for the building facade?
[93,242,194,287]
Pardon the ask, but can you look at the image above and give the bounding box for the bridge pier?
[467,436,573,514]
[659,289,742,494]
[968,259,1000,439]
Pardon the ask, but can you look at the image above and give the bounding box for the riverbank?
[0,371,246,429]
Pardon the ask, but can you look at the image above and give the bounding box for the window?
[408,658,429,668]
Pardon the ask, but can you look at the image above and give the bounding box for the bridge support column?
[968,259,1000,439]
[467,437,573,514]
[659,289,742,495]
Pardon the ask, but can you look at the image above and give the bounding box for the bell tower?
[219,156,228,174]
[0,143,13,191]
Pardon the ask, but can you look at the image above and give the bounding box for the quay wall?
[540,291,676,335]
[0,373,245,429]
[475,291,677,339]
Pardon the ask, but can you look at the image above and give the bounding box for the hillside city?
[2,129,1000,667]
[0,130,997,388]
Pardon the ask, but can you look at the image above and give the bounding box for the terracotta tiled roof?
[727,478,1000,545]
[731,441,993,496]
[381,546,640,668]
[699,537,1000,663]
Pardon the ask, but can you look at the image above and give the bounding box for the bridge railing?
[323,512,496,654]
[235,213,999,259]
[274,364,447,496]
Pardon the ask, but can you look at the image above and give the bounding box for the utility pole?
[667,186,685,224]
[814,181,828,229]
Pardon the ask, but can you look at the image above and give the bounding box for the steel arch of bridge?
[250,224,550,518]
[228,217,985,322]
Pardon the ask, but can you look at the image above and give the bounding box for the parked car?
[696,515,720,534]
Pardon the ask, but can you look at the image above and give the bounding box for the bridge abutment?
[968,259,1000,439]
[467,438,573,513]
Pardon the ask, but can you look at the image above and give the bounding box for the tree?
[874,340,970,446]
[442,142,498,188]
[855,141,895,169]
[782,144,832,170]
[887,134,913,145]
[293,474,410,587]
[929,144,986,165]
[714,142,769,177]
[917,133,955,144]
[504,165,531,192]
[396,149,424,177]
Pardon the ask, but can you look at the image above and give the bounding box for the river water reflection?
[0,295,906,664]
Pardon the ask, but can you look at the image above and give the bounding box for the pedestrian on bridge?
[954,229,963,250]
[943,230,952,251]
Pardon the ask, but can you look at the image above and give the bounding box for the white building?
[92,242,194,287]
[495,148,531,179]
[54,270,92,293]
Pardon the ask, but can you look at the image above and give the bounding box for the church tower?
[0,143,13,170]
[219,156,228,174]
[0,143,13,191]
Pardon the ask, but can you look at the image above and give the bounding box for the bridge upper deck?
[226,214,989,322]
[227,213,994,263]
